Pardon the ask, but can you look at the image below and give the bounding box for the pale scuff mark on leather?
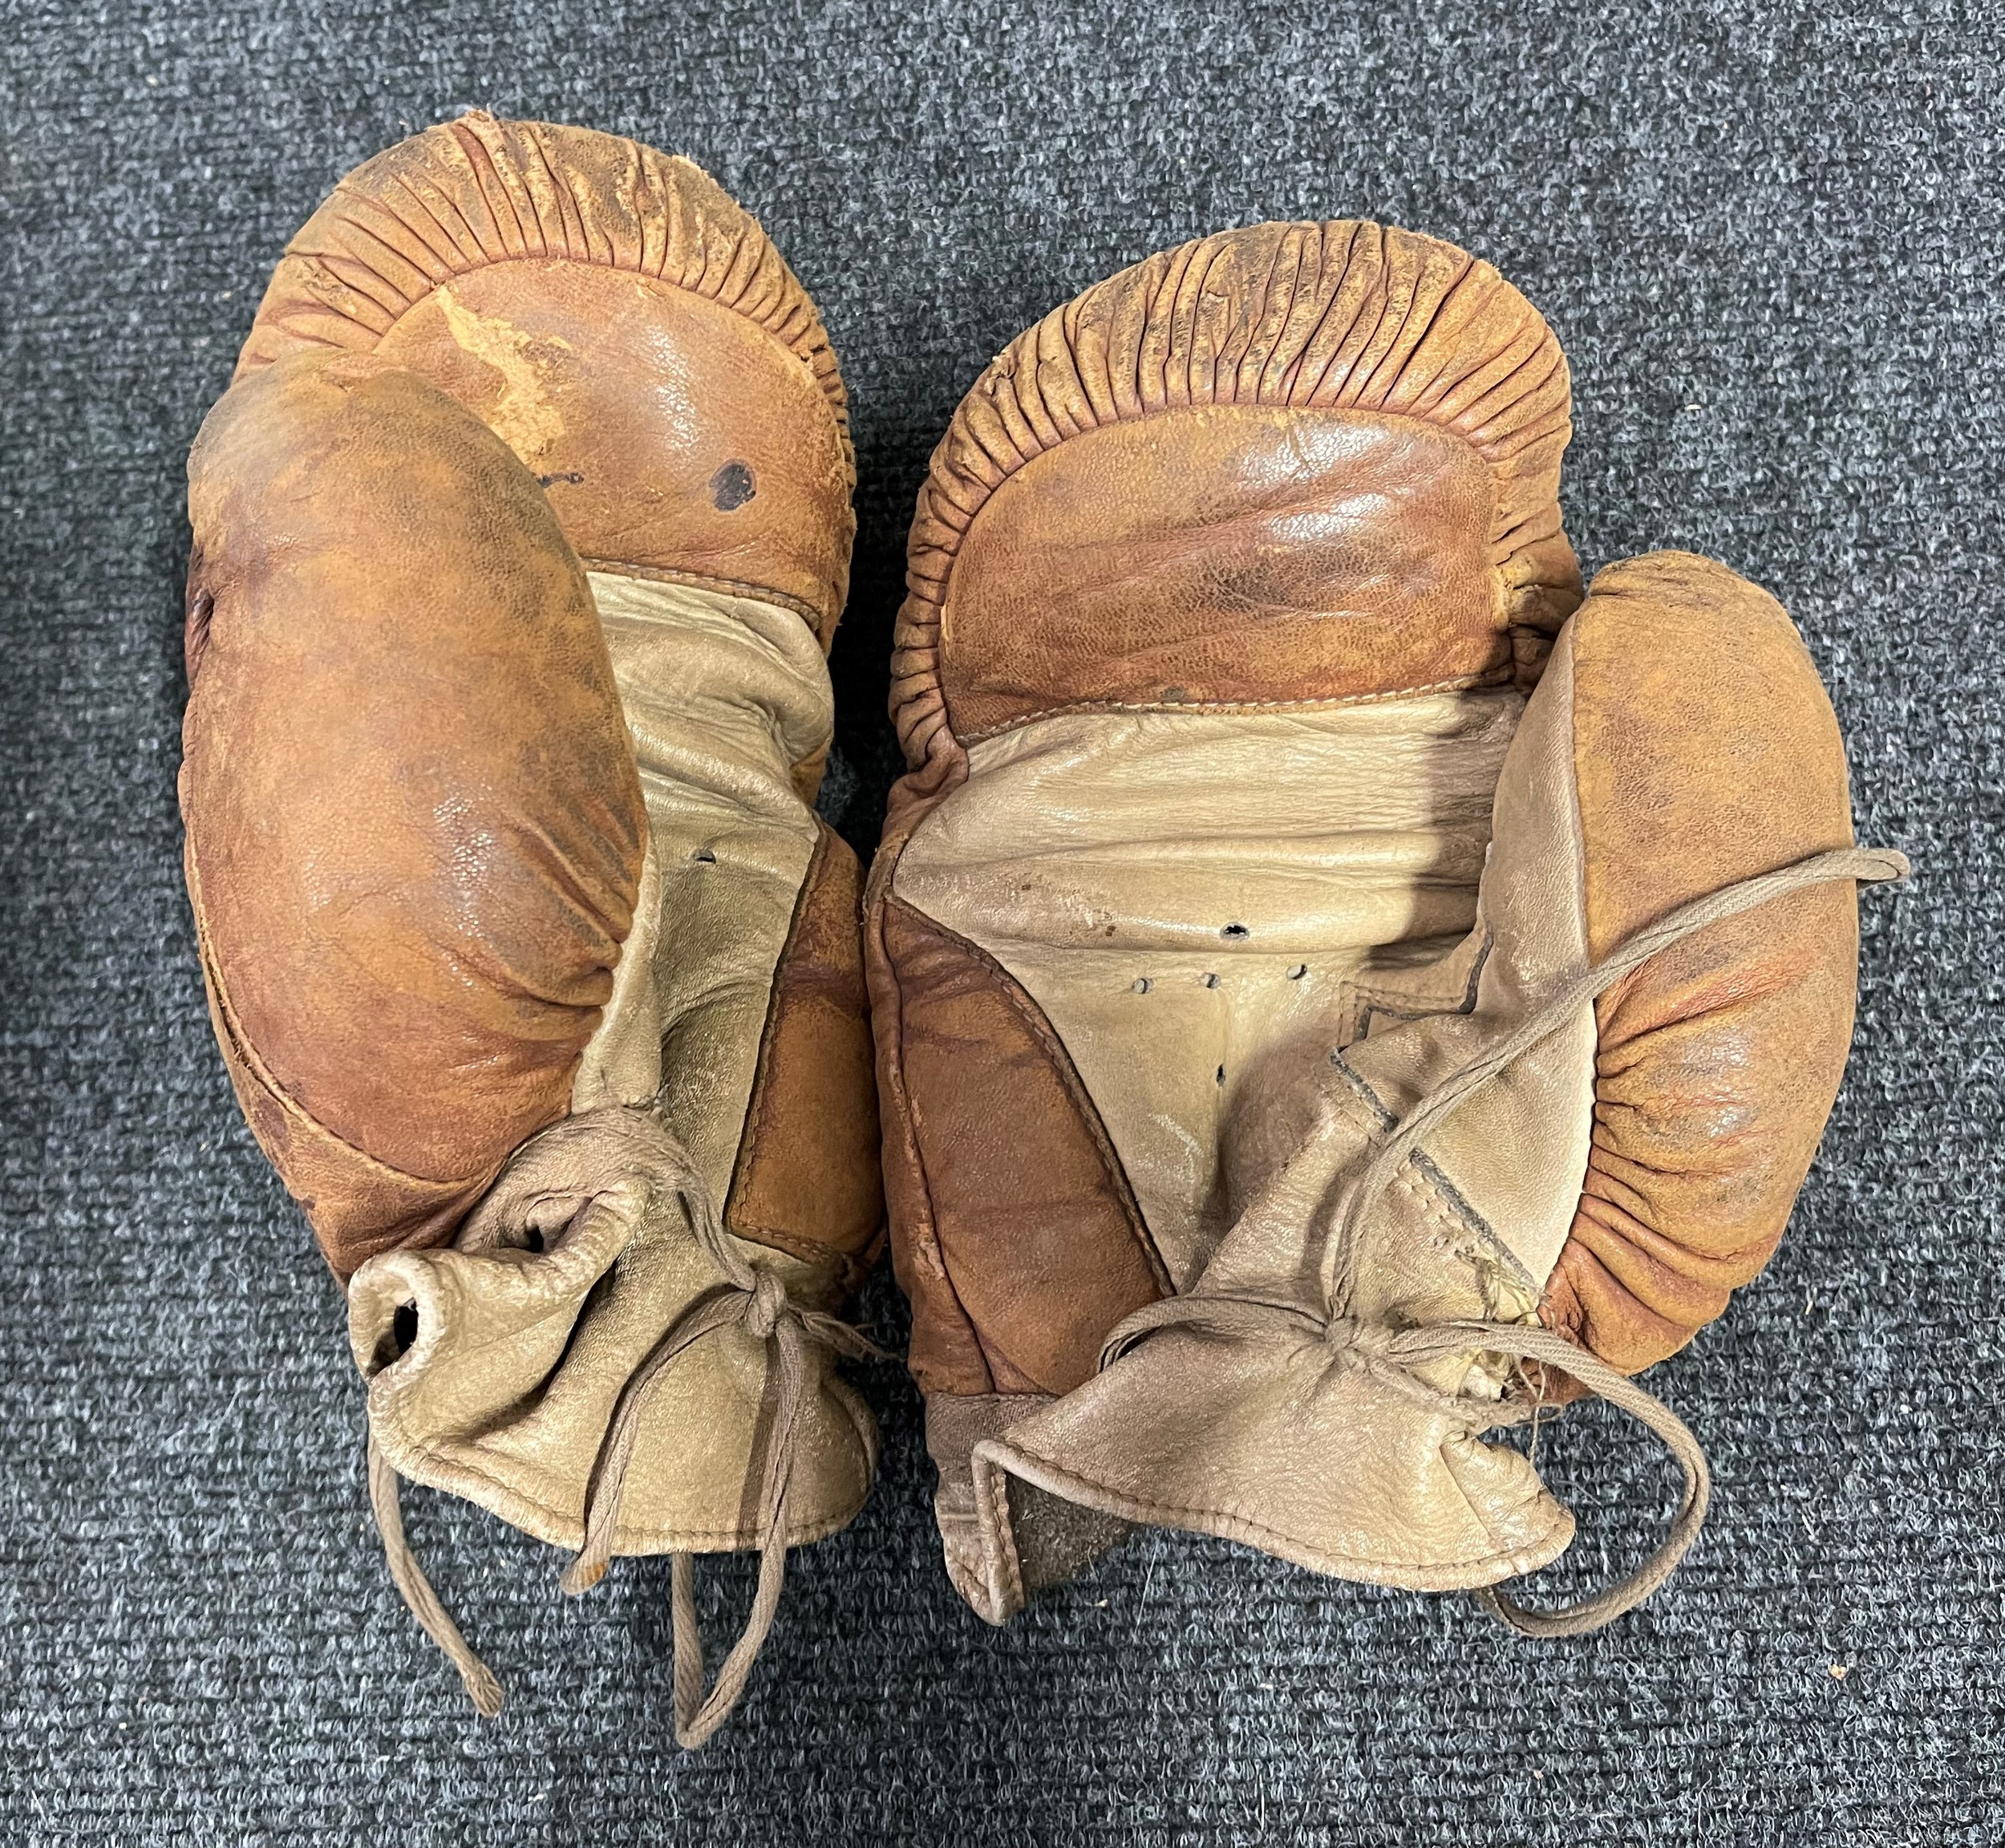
[234,110,853,484]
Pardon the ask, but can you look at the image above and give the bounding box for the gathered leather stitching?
[257,118,853,473]
[982,1463,1027,1611]
[957,669,1514,744]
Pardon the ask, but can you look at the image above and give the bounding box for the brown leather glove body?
[181,115,881,1733]
[865,221,1898,1624]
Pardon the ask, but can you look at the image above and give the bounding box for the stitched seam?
[723,822,838,1260]
[891,227,1571,768]
[909,384,1551,599]
[185,840,453,1193]
[1408,1154,1541,1307]
[300,241,849,432]
[582,559,831,641]
[371,257,823,359]
[956,670,1512,744]
[719,1217,865,1277]
[1328,1050,1539,1303]
[374,1408,862,1553]
[726,826,823,1212]
[983,1461,1027,1610]
[870,812,992,1391]
[1352,932,1493,1040]
[990,1445,1549,1577]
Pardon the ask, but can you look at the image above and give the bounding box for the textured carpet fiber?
[2,2,1999,1842]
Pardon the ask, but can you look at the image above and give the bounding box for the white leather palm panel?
[892,690,1525,1288]
[1340,630,1598,1304]
[575,572,829,1204]
[937,644,1603,1603]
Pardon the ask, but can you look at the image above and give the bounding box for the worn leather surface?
[237,111,857,641]
[890,217,1582,773]
[351,1108,876,1554]
[877,898,1167,1397]
[892,691,1519,1287]
[941,410,1502,737]
[958,637,1595,1611]
[181,351,645,1277]
[726,821,884,1270]
[921,1392,1067,1614]
[585,572,830,1207]
[358,569,881,1552]
[1541,553,1861,1374]
[187,118,879,1570]
[869,218,1582,1595]
[954,567,1867,1612]
[870,217,1873,1620]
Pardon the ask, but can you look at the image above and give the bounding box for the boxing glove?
[182,116,881,1738]
[865,221,1903,1624]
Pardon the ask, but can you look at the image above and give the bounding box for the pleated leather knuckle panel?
[891,220,1582,765]
[1541,552,1862,1375]
[238,111,857,640]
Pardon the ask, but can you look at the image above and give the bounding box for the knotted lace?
[555,1169,878,1748]
[366,1149,876,1742]
[1099,845,1908,1635]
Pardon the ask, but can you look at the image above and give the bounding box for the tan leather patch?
[877,898,1169,1398]
[726,824,883,1266]
[181,354,646,1276]
[1541,552,1860,1374]
[376,264,853,634]
[939,408,1505,736]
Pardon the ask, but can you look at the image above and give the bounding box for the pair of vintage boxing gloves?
[180,115,1906,1742]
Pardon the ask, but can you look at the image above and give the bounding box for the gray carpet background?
[2,2,1999,1842]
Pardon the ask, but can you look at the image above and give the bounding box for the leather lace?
[1099,845,1909,1635]
[367,1157,877,1743]
[367,1432,505,1716]
[557,1171,878,1748]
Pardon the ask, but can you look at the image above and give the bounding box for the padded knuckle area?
[939,409,1506,736]
[893,218,1582,764]
[181,355,646,1273]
